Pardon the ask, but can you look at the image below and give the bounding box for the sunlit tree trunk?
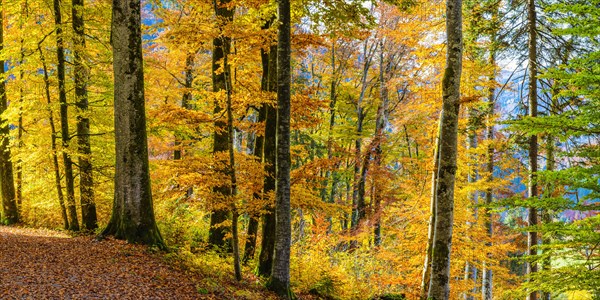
[173,53,194,160]
[102,0,165,248]
[428,0,463,297]
[268,0,292,297]
[420,114,441,300]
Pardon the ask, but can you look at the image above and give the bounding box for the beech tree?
[269,0,292,297]
[72,0,98,230]
[102,0,165,248]
[53,0,79,231]
[208,0,235,250]
[427,0,463,298]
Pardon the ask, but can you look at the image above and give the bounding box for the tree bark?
[428,0,463,297]
[53,0,79,231]
[102,0,165,248]
[243,34,271,264]
[208,0,235,250]
[39,45,69,230]
[257,21,278,278]
[268,0,292,297]
[73,0,98,231]
[224,51,242,281]
[0,4,19,224]
[464,108,479,300]
[420,113,441,300]
[526,0,538,299]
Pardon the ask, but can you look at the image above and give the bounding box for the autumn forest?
[0,0,598,299]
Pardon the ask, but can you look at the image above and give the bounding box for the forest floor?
[0,226,277,300]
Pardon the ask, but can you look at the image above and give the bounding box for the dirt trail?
[0,226,204,299]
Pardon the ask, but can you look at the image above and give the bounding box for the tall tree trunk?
[102,0,165,248]
[223,51,242,281]
[243,35,271,264]
[482,51,496,300]
[257,21,278,278]
[526,0,538,298]
[39,45,69,230]
[428,0,463,297]
[208,0,235,250]
[0,4,19,224]
[464,108,479,300]
[351,39,376,233]
[53,0,79,231]
[73,0,98,230]
[372,42,389,247]
[269,0,292,297]
[17,1,27,213]
[420,113,441,300]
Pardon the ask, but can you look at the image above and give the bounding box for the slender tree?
[257,19,278,277]
[53,0,79,231]
[0,1,19,224]
[102,0,165,248]
[269,0,292,297]
[39,44,70,230]
[526,0,539,299]
[73,0,98,230]
[428,0,463,298]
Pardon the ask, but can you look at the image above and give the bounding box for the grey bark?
[102,0,165,248]
[268,0,292,297]
[208,0,235,249]
[0,5,19,224]
[526,0,538,299]
[427,0,463,297]
[73,0,98,230]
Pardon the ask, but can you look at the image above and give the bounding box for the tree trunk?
[243,38,270,264]
[102,0,165,248]
[208,0,235,250]
[73,0,98,231]
[174,53,195,160]
[53,0,79,231]
[526,0,538,298]
[257,21,278,278]
[420,113,441,300]
[464,108,479,300]
[39,45,69,230]
[268,0,292,297]
[351,39,376,233]
[427,0,463,297]
[223,51,242,281]
[482,40,497,300]
[0,4,19,224]
[372,42,389,247]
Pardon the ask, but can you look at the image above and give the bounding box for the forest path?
[0,226,205,299]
